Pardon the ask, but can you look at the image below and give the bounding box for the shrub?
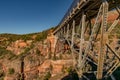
[66,66,73,74]
[43,71,51,80]
[36,49,41,56]
[52,54,56,60]
[8,68,15,75]
[0,71,5,79]
[0,77,4,80]
[0,47,16,60]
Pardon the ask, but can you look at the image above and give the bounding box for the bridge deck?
[53,0,120,34]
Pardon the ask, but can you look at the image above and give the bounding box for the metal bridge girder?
[53,0,120,80]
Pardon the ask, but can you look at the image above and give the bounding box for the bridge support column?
[78,12,86,77]
[65,24,69,39]
[97,1,108,80]
[71,20,76,67]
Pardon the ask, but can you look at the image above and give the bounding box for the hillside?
[0,26,76,80]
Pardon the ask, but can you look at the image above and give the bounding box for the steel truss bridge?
[53,0,120,80]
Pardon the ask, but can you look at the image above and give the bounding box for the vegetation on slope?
[0,46,16,60]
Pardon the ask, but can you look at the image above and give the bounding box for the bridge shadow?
[61,70,79,80]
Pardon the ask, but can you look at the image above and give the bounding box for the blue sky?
[0,0,73,34]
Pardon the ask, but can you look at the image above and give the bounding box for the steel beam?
[81,1,103,68]
[78,12,86,77]
[97,1,108,79]
[71,20,76,67]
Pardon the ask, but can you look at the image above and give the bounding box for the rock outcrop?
[6,40,32,55]
[38,60,73,77]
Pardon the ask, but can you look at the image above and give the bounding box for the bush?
[8,68,15,74]
[66,66,73,73]
[43,71,51,80]
[0,77,4,80]
[0,47,16,60]
[36,49,41,56]
[0,71,5,79]
[52,54,56,60]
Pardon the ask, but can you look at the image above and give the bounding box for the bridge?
[52,0,120,80]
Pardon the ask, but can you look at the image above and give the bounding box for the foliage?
[35,31,47,41]
[8,68,15,75]
[67,50,71,54]
[18,47,31,58]
[0,70,5,80]
[0,47,9,57]
[0,46,16,60]
[110,24,120,38]
[0,26,55,44]
[24,47,31,53]
[52,53,56,60]
[36,49,41,56]
[43,71,51,80]
[0,77,4,80]
[66,66,73,73]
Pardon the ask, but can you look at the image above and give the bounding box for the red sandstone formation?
[38,60,73,76]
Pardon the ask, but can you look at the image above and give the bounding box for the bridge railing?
[58,0,80,26]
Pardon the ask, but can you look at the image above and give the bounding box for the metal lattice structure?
[53,0,120,80]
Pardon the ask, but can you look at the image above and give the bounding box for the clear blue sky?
[0,0,73,34]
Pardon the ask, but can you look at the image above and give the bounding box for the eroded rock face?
[38,60,51,74]
[0,58,21,80]
[4,76,16,80]
[108,10,119,23]
[92,10,120,24]
[4,73,20,80]
[47,34,57,53]
[24,54,42,73]
[38,60,73,76]
[51,60,72,75]
[25,70,39,80]
[6,40,32,55]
